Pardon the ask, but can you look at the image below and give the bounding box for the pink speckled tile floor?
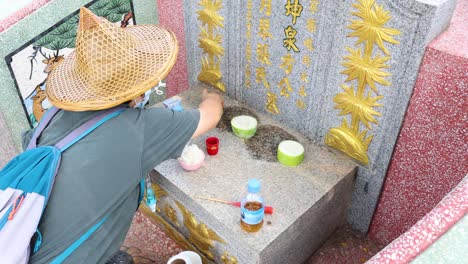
[122,210,384,264]
[306,226,384,264]
[121,210,183,264]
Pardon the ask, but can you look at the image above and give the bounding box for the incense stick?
[195,196,232,204]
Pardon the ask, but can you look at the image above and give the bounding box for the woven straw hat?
[46,7,178,111]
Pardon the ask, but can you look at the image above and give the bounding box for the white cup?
[167,251,202,264]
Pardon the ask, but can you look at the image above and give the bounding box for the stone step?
[144,86,357,264]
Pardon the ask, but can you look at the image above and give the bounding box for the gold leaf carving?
[296,99,307,110]
[164,204,179,227]
[348,0,400,55]
[302,56,311,67]
[198,57,225,92]
[283,25,300,52]
[245,67,251,88]
[326,0,400,165]
[304,38,314,52]
[198,0,225,93]
[258,19,273,41]
[152,183,167,200]
[299,85,307,97]
[266,92,280,114]
[341,47,391,94]
[246,22,252,38]
[333,84,383,129]
[257,44,272,65]
[300,72,309,83]
[260,0,272,16]
[246,44,252,62]
[325,119,372,165]
[197,0,225,30]
[140,205,210,264]
[221,252,238,264]
[285,0,303,25]
[279,77,293,99]
[199,28,225,59]
[213,81,226,92]
[256,67,270,89]
[176,201,225,260]
[309,0,319,13]
[306,18,316,33]
[280,54,295,75]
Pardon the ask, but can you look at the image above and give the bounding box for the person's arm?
[192,89,224,139]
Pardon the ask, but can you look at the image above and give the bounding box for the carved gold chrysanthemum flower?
[199,57,225,92]
[198,27,224,59]
[347,0,400,55]
[334,84,383,129]
[341,47,391,93]
[325,119,373,165]
[176,201,225,260]
[199,57,221,83]
[197,0,225,29]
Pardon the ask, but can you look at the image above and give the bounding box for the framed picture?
[0,0,158,147]
[6,0,136,127]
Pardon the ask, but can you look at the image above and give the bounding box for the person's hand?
[202,88,224,107]
[191,88,224,138]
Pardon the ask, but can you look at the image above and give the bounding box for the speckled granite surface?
[369,0,468,245]
[123,207,387,264]
[0,111,18,167]
[0,0,51,32]
[180,0,458,233]
[429,0,468,58]
[156,0,189,97]
[122,210,183,263]
[412,215,468,264]
[151,86,357,263]
[368,176,467,263]
[123,212,385,264]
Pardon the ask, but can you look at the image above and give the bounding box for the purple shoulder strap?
[54,107,124,151]
[26,107,61,150]
[26,107,125,151]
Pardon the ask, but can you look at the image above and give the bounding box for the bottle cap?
[248,179,261,193]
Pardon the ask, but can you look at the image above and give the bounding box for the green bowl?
[277,140,304,167]
[231,115,258,139]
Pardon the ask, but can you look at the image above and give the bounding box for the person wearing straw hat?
[22,7,223,264]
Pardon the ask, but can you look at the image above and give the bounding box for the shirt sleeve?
[141,108,200,173]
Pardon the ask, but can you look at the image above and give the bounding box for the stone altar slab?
[179,0,457,232]
[146,86,357,264]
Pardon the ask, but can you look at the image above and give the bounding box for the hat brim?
[46,25,178,111]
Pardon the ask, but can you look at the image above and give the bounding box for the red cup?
[206,137,219,155]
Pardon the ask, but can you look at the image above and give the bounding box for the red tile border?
[368,176,467,263]
[0,0,51,32]
[369,46,468,245]
[157,0,190,97]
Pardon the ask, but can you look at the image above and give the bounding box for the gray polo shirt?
[22,106,200,263]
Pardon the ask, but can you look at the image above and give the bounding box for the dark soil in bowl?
[245,125,298,162]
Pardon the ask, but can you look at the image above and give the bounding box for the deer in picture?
[31,86,47,122]
[121,12,133,28]
[42,55,64,74]
[30,54,65,122]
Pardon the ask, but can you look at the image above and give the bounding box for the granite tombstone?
[181,0,457,232]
